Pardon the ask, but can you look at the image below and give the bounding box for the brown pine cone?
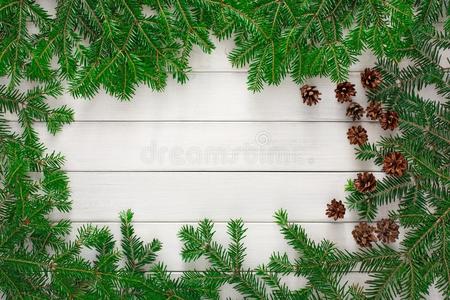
[375,218,399,243]
[335,82,356,103]
[352,222,377,247]
[366,101,383,120]
[354,172,377,193]
[361,68,382,89]
[346,102,365,121]
[300,85,321,106]
[379,111,399,130]
[347,125,368,145]
[383,152,408,176]
[326,199,346,221]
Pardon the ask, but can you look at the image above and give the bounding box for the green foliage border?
[0,0,449,299]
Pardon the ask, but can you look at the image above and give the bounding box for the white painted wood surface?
[45,74,370,122]
[10,73,444,122]
[25,2,444,297]
[55,172,393,222]
[37,122,385,171]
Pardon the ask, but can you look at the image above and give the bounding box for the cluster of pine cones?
[318,68,409,247]
[346,155,407,248]
[325,171,403,247]
[326,198,400,247]
[352,219,400,247]
[343,68,400,146]
[300,69,400,146]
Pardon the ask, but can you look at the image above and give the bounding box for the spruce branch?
[2,0,440,96]
[345,54,450,299]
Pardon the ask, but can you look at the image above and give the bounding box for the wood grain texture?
[8,71,445,122]
[186,37,400,72]
[36,121,387,171]
[55,172,394,222]
[165,36,450,72]
[45,73,372,122]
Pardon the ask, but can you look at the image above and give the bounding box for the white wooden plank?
[71,222,398,271]
[7,71,445,122]
[190,37,447,72]
[189,39,376,72]
[137,33,450,72]
[36,122,386,171]
[44,73,370,122]
[55,172,394,222]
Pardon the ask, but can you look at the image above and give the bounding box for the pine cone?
[347,125,368,145]
[361,68,382,89]
[375,218,399,243]
[346,102,365,121]
[326,199,346,221]
[354,172,377,193]
[383,152,408,176]
[366,101,382,120]
[335,82,356,103]
[352,222,377,247]
[379,111,399,130]
[300,85,321,106]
